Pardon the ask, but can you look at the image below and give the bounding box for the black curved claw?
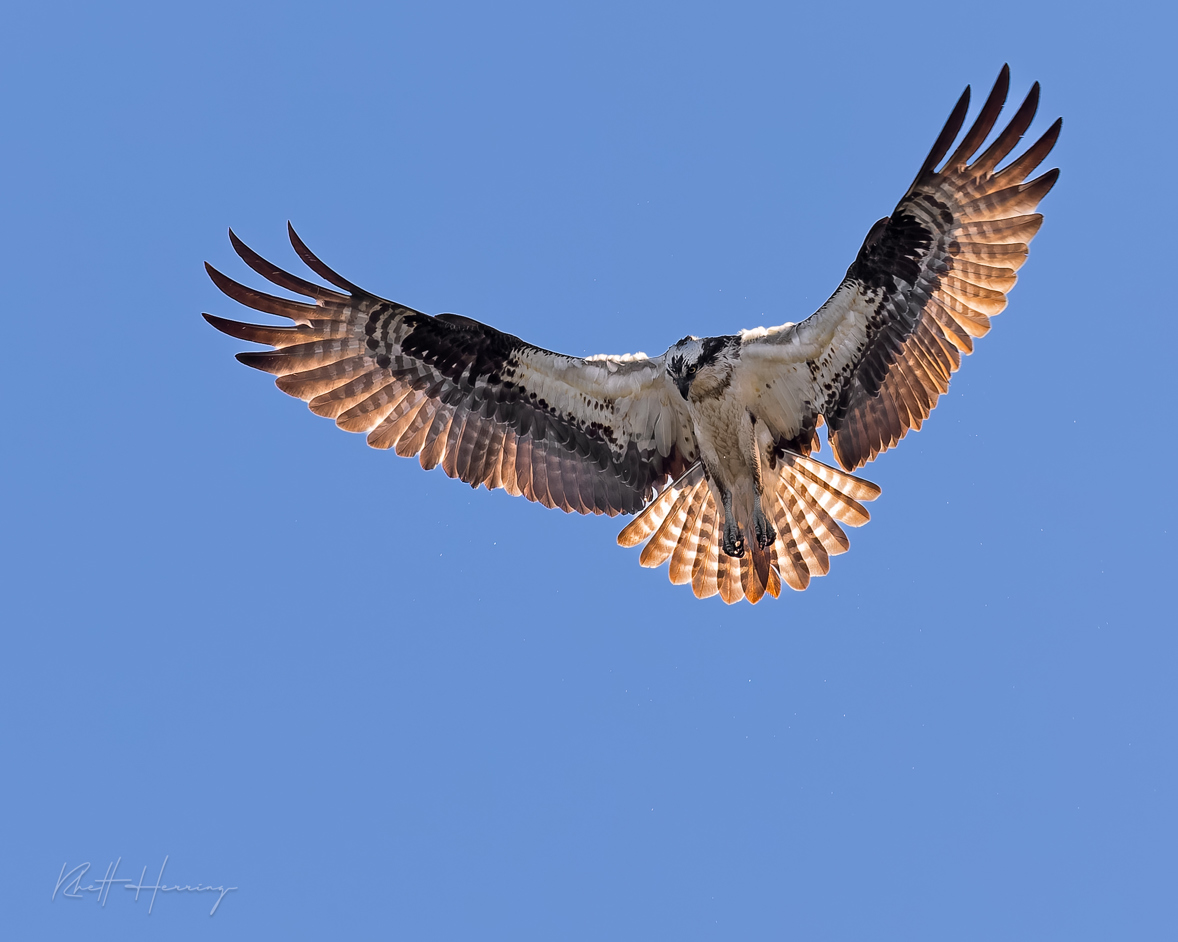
[754,510,776,549]
[722,522,745,559]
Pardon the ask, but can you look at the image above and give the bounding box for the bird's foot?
[753,506,776,549]
[722,520,745,558]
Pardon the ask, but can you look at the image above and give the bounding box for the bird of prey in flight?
[204,65,1059,604]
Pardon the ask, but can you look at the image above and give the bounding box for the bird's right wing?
[739,65,1060,469]
[204,226,698,515]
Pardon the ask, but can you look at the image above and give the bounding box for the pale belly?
[687,392,755,492]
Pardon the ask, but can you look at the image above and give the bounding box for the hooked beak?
[676,375,692,400]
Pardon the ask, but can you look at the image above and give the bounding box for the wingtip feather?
[910,84,971,188]
[227,228,348,302]
[286,223,362,294]
[946,65,1010,170]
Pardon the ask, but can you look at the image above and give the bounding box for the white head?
[665,335,738,401]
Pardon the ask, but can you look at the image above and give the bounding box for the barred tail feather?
[616,464,705,548]
[617,453,880,603]
[691,502,721,600]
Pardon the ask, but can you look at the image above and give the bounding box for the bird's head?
[665,335,737,401]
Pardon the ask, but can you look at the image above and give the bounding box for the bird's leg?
[720,488,745,558]
[747,414,776,549]
[752,493,776,550]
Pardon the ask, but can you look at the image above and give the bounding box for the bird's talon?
[754,510,776,549]
[722,522,745,558]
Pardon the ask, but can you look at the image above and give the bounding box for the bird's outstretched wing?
[204,226,697,515]
[739,65,1059,470]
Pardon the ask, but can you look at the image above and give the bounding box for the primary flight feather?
[204,65,1059,604]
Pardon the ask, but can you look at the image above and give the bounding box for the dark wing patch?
[825,65,1060,470]
[204,225,693,515]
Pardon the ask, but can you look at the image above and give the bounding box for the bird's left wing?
[204,226,697,515]
[739,65,1059,470]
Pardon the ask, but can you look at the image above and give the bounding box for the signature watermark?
[53,856,237,916]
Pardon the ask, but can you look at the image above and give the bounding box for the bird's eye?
[688,364,697,374]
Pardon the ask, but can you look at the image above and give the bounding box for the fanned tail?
[616,453,880,603]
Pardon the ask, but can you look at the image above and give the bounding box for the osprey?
[205,66,1059,604]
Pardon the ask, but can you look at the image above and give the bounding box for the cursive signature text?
[53,856,237,915]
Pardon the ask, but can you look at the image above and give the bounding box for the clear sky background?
[3,1,1175,939]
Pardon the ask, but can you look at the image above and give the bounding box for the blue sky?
[3,1,1175,939]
